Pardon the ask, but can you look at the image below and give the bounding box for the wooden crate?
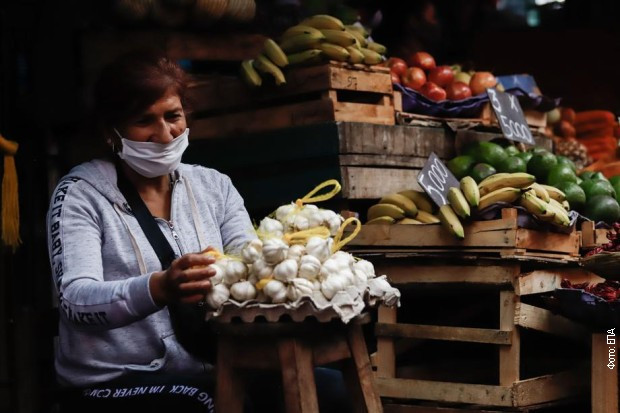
[184,122,455,212]
[364,254,596,409]
[188,62,395,138]
[580,221,610,250]
[348,209,581,261]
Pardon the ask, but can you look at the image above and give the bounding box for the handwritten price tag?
[486,88,534,145]
[417,153,460,207]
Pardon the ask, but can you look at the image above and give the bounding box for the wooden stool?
[213,313,383,413]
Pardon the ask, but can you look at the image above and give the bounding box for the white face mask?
[115,128,190,178]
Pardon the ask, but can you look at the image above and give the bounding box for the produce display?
[240,15,388,88]
[586,223,620,256]
[561,279,620,302]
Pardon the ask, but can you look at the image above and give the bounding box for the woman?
[47,51,255,412]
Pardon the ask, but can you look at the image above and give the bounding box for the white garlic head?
[258,217,284,237]
[353,259,376,279]
[208,263,225,285]
[262,238,289,265]
[241,243,262,264]
[328,215,344,236]
[321,274,348,300]
[275,203,297,222]
[298,254,321,281]
[263,279,287,303]
[223,260,248,286]
[320,258,341,281]
[293,215,309,231]
[305,236,333,263]
[229,281,257,302]
[286,244,306,262]
[250,258,273,280]
[286,278,314,301]
[273,259,299,282]
[205,283,230,309]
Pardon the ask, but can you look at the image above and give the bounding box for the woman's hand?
[149,252,217,306]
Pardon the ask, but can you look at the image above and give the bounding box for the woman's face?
[117,88,187,144]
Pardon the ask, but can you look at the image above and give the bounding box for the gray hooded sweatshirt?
[46,159,255,387]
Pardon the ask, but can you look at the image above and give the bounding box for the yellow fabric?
[331,217,361,253]
[295,179,342,208]
[0,134,20,251]
[283,226,331,245]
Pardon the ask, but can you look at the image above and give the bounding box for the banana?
[281,24,324,39]
[301,14,345,31]
[287,49,323,66]
[345,27,367,47]
[478,172,536,196]
[438,205,465,239]
[366,216,396,225]
[380,193,418,218]
[279,33,325,53]
[253,55,286,85]
[240,59,262,88]
[448,187,471,219]
[478,173,510,186]
[415,210,440,224]
[367,203,405,221]
[519,190,551,219]
[460,176,480,208]
[478,187,522,210]
[547,199,571,226]
[397,218,423,225]
[318,43,350,62]
[345,24,369,38]
[540,185,566,202]
[263,38,288,67]
[320,29,356,47]
[562,200,570,211]
[524,182,550,202]
[366,41,387,55]
[346,46,364,64]
[398,190,436,213]
[360,47,383,64]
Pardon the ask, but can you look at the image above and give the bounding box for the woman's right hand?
[149,252,217,306]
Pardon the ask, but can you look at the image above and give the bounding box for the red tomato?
[402,67,426,90]
[427,65,454,88]
[386,57,408,77]
[390,71,401,84]
[469,72,497,96]
[409,51,436,71]
[446,81,472,100]
[420,82,447,102]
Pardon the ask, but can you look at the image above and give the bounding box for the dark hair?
[93,50,189,140]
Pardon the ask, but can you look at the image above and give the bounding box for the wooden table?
[592,332,619,413]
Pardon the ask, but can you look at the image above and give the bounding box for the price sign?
[417,152,460,207]
[486,88,534,145]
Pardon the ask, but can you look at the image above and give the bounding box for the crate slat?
[375,323,512,345]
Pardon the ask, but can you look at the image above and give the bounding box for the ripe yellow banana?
[318,43,350,62]
[345,24,369,38]
[540,185,566,202]
[320,29,356,47]
[360,47,383,64]
[346,46,364,64]
[478,172,536,196]
[438,204,465,239]
[253,55,286,85]
[281,24,323,39]
[366,216,396,225]
[398,190,436,213]
[478,187,522,210]
[519,190,551,220]
[345,27,367,47]
[415,210,440,224]
[366,42,387,55]
[279,33,324,53]
[478,173,509,186]
[367,203,405,221]
[562,200,570,211]
[448,187,470,219]
[240,59,262,88]
[287,49,323,66]
[397,218,423,225]
[547,199,571,226]
[380,193,418,218]
[460,176,480,208]
[524,182,550,202]
[263,38,288,67]
[301,14,345,31]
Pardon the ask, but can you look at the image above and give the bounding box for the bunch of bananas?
[240,15,388,88]
[365,172,573,240]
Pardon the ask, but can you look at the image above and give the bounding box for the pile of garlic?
[273,203,344,236]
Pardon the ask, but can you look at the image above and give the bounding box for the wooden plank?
[341,166,423,199]
[330,65,393,93]
[373,263,519,285]
[375,323,512,345]
[515,228,580,256]
[216,337,245,413]
[339,154,428,168]
[345,324,384,413]
[500,291,520,385]
[512,369,588,407]
[581,221,596,249]
[592,332,618,413]
[375,377,514,407]
[376,305,397,378]
[515,303,588,341]
[384,405,517,413]
[333,101,395,125]
[278,338,319,413]
[516,268,605,296]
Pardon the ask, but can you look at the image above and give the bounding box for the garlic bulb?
[241,241,262,264]
[223,260,248,286]
[339,268,355,286]
[320,209,337,223]
[275,203,296,222]
[273,259,298,282]
[321,274,348,300]
[306,211,323,228]
[205,283,230,309]
[332,251,355,267]
[353,259,376,279]
[353,269,367,288]
[286,278,314,301]
[262,238,289,265]
[298,254,321,280]
[299,204,319,218]
[320,258,341,281]
[287,244,306,262]
[230,281,257,302]
[258,217,284,237]
[263,279,287,303]
[306,236,333,263]
[250,258,273,280]
[328,216,344,235]
[208,263,225,285]
[293,215,309,231]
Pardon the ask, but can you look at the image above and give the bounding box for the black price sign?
[417,152,460,207]
[486,88,534,145]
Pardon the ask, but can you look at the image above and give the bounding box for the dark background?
[0,1,618,411]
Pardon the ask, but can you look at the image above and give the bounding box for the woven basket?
[582,252,620,280]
